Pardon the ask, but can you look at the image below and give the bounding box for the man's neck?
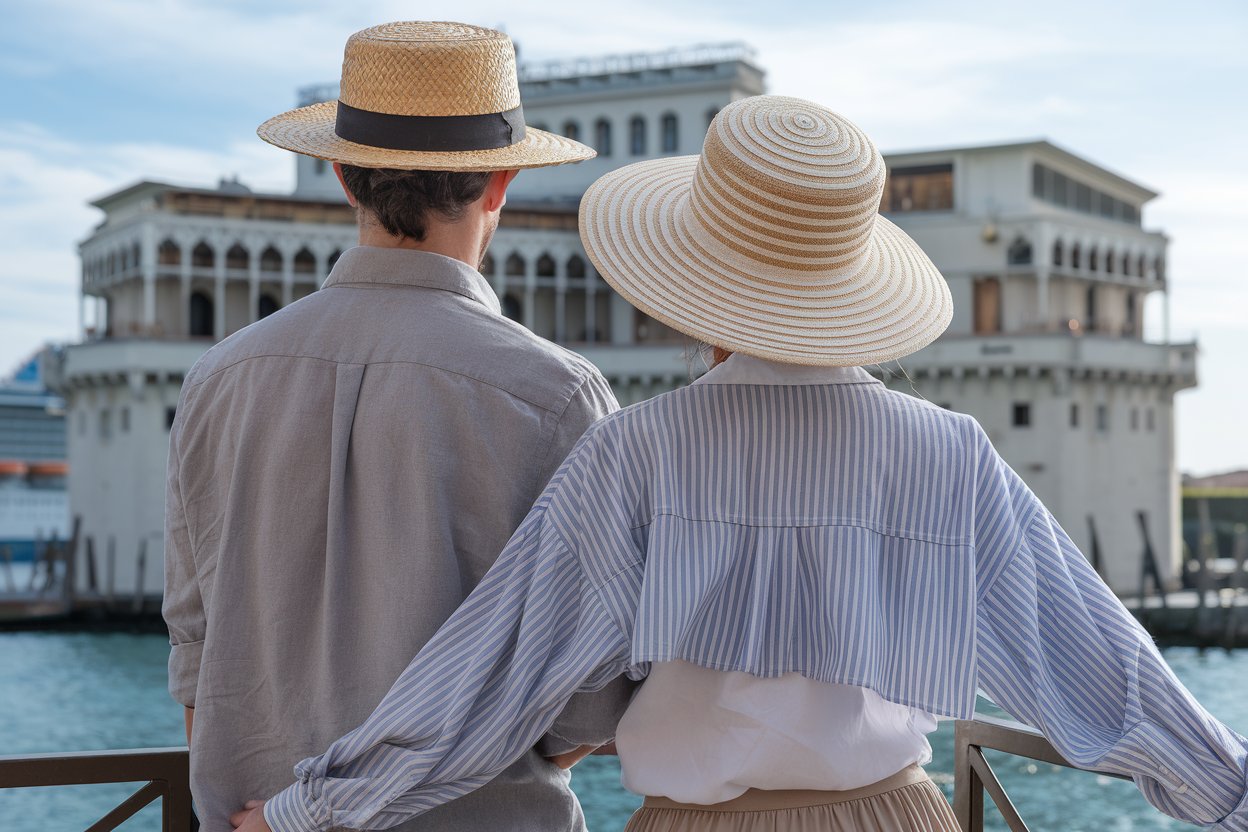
[356,220,481,269]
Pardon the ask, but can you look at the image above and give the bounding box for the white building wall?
[888,369,1181,592]
[294,156,345,200]
[514,89,747,202]
[64,374,192,600]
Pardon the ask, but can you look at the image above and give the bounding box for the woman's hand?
[230,800,271,831]
[545,744,599,769]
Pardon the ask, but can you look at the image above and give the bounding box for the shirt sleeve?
[535,367,634,755]
[971,427,1248,830]
[263,443,633,832]
[161,394,205,709]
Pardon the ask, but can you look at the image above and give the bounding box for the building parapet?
[519,42,758,82]
[896,334,1197,387]
[42,341,210,393]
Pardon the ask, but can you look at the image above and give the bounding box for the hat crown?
[338,21,521,118]
[687,96,886,272]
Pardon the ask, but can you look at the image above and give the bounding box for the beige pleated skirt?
[623,764,959,832]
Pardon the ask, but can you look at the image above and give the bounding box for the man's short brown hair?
[339,165,494,242]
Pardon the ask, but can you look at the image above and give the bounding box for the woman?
[253,96,1248,832]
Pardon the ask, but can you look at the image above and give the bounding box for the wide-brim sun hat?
[258,21,594,171]
[579,95,953,366]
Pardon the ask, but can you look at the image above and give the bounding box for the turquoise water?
[0,632,1245,831]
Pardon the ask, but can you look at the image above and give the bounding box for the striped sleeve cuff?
[264,780,330,832]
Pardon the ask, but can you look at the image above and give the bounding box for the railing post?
[953,721,984,831]
[163,748,193,832]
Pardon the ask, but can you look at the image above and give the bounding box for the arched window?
[505,252,526,277]
[480,253,495,276]
[536,253,556,277]
[1125,292,1137,336]
[226,244,249,271]
[131,243,140,271]
[293,247,316,274]
[192,242,214,269]
[661,113,678,153]
[1104,248,1115,274]
[594,119,612,157]
[566,254,586,279]
[260,246,282,273]
[502,294,522,322]
[119,248,130,272]
[1155,256,1165,280]
[1138,254,1147,279]
[563,121,581,141]
[629,116,646,156]
[1071,244,1082,270]
[159,240,181,266]
[1052,240,1064,267]
[328,249,342,272]
[1089,247,1099,272]
[1007,236,1032,266]
[189,291,214,337]
[1085,285,1097,332]
[257,293,280,320]
[706,107,720,128]
[1121,253,1131,276]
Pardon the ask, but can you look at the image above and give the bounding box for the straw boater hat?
[579,96,953,366]
[257,21,594,171]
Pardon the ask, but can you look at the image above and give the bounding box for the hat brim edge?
[257,101,596,172]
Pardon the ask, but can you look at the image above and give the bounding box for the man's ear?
[481,169,519,213]
[332,162,358,207]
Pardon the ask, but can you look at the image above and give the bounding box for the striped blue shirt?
[265,360,1248,831]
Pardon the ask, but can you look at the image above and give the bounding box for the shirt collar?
[322,246,502,315]
[692,352,882,387]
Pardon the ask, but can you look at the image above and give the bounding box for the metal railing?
[0,747,192,831]
[0,717,1125,831]
[953,715,1130,831]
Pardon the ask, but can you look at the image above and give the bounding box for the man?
[163,21,628,832]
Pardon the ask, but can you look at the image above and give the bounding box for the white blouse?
[615,661,937,804]
[613,355,937,805]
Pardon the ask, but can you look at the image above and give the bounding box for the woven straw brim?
[579,156,953,367]
[257,100,595,171]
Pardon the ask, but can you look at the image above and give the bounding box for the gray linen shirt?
[163,246,628,832]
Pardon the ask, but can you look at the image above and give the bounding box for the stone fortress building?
[44,41,1192,602]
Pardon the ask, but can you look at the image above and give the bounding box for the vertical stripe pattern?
[265,377,1248,832]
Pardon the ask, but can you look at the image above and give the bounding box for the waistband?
[640,764,931,812]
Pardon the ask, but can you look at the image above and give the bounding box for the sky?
[1,0,1245,474]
